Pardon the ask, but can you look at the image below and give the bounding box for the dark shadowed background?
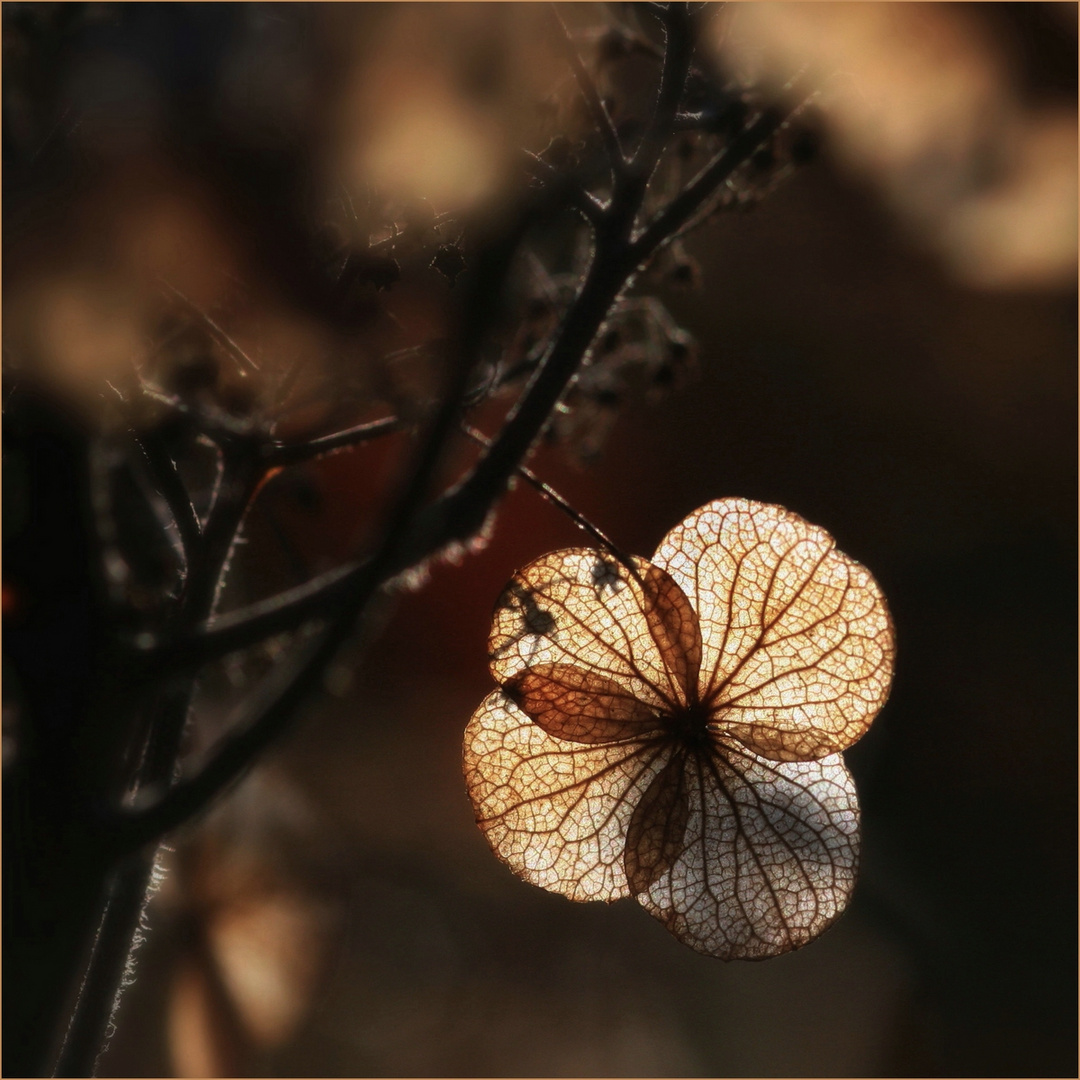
[5,3,1076,1077]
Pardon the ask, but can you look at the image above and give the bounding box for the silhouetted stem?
[53,854,155,1078]
[265,415,408,466]
[134,432,202,559]
[633,71,814,257]
[157,279,260,373]
[462,423,635,570]
[521,149,607,226]
[632,2,693,182]
[50,446,265,1077]
[548,4,625,176]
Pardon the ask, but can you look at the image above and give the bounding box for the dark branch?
[631,2,694,182]
[134,432,202,556]
[53,856,155,1077]
[522,150,607,227]
[461,423,637,573]
[548,4,625,177]
[633,73,814,261]
[368,208,459,251]
[140,385,255,445]
[265,415,409,467]
[118,624,341,847]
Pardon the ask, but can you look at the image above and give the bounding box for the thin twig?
[522,150,607,227]
[461,423,633,568]
[132,562,357,673]
[134,433,202,556]
[548,4,625,177]
[265,415,409,466]
[632,71,815,260]
[157,279,260,373]
[368,209,459,251]
[140,384,255,444]
[631,2,694,181]
[119,625,338,847]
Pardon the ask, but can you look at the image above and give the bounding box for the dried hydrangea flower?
[463,498,894,959]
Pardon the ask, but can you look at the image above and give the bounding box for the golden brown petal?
[505,664,663,744]
[488,550,684,709]
[641,564,703,703]
[635,742,860,959]
[652,499,894,761]
[623,752,691,896]
[463,690,673,902]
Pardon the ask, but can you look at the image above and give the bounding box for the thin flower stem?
[119,625,339,848]
[140,384,254,444]
[461,423,637,573]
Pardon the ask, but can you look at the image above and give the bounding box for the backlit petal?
[463,690,673,902]
[488,550,695,710]
[635,742,860,959]
[505,664,664,744]
[652,499,893,760]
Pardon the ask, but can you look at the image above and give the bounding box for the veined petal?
[624,752,691,895]
[635,741,860,959]
[488,549,695,710]
[463,690,673,902]
[506,664,664,744]
[652,498,894,760]
[641,563,703,703]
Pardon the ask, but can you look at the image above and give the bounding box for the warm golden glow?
[464,498,894,959]
[336,6,563,212]
[208,892,324,1049]
[715,3,1077,288]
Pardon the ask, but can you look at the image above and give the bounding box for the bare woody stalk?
[13,9,814,1075]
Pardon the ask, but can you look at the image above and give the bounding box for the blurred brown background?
[4,3,1075,1077]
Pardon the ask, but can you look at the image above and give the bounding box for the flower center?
[664,699,713,750]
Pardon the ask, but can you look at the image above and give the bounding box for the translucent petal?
[463,690,673,902]
[641,563,702,701]
[488,550,701,709]
[506,664,663,744]
[624,753,691,895]
[652,498,894,760]
[635,743,860,959]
